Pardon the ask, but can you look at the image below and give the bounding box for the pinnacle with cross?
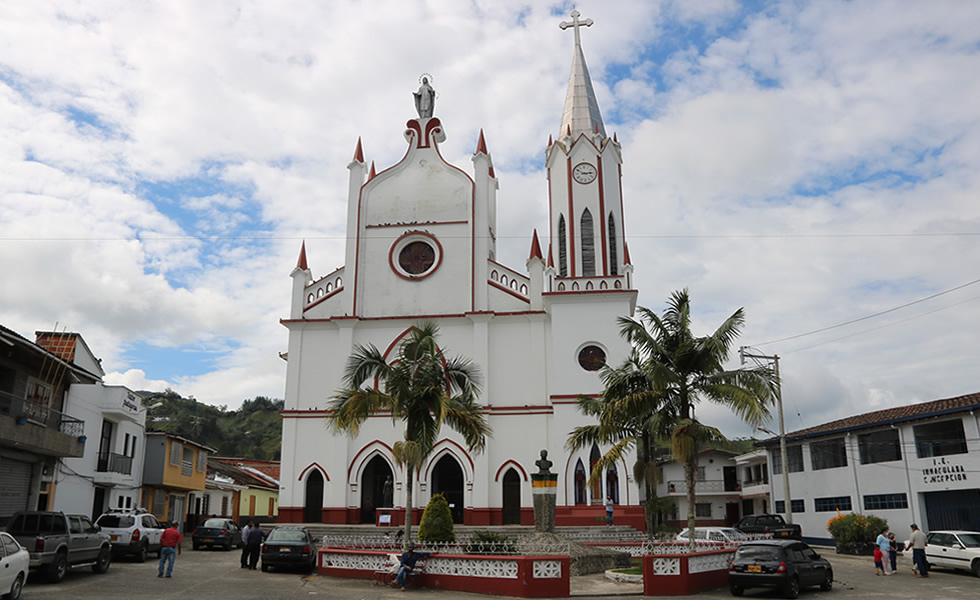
[559,10,593,47]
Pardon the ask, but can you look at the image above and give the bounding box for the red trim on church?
[298,462,330,482]
[494,460,529,482]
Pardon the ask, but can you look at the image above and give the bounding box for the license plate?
[280,547,291,552]
[748,565,762,573]
[110,535,118,542]
[204,538,213,543]
[778,531,789,536]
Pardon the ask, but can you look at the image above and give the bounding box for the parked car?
[734,514,803,540]
[728,539,832,598]
[260,527,318,572]
[191,518,242,551]
[0,531,29,600]
[925,530,980,577]
[676,527,750,544]
[95,508,164,562]
[4,511,111,583]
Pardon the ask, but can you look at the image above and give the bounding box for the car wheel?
[783,575,800,599]
[92,546,112,574]
[972,559,980,578]
[261,563,269,572]
[136,541,148,563]
[729,584,744,596]
[8,573,24,600]
[45,552,68,583]
[225,540,233,551]
[193,542,201,551]
[820,568,833,591]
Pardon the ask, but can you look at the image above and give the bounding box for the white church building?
[277,12,644,529]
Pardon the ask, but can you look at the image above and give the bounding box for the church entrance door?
[304,470,323,523]
[361,456,394,524]
[431,455,464,523]
[502,469,521,524]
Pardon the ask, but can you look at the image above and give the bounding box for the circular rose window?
[399,241,435,274]
[390,231,442,280]
[578,345,606,371]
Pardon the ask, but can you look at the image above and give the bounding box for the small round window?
[578,345,606,371]
[390,231,442,280]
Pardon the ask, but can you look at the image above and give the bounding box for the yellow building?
[142,432,215,531]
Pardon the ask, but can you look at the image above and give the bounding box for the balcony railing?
[666,479,741,494]
[0,389,85,438]
[97,451,133,475]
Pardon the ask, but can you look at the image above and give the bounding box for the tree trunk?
[686,453,697,553]
[404,468,414,549]
[641,433,656,538]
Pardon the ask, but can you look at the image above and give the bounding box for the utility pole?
[740,347,792,525]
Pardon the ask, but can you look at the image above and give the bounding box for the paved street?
[18,545,979,599]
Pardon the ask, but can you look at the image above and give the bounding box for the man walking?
[241,521,254,569]
[158,521,182,578]
[244,522,266,570]
[907,524,929,577]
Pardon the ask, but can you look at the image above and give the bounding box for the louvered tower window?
[608,213,618,276]
[581,209,595,276]
[558,215,568,277]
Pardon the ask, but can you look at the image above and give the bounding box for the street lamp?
[740,347,792,525]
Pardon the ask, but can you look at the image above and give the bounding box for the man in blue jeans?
[158,521,182,578]
[907,524,929,577]
[394,543,431,591]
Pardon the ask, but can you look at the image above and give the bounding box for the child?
[874,547,884,575]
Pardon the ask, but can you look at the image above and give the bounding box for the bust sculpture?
[535,449,553,475]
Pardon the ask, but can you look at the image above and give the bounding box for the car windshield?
[97,515,135,528]
[956,533,980,548]
[202,519,228,528]
[735,545,782,561]
[268,530,308,542]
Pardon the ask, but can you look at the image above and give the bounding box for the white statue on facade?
[413,76,435,118]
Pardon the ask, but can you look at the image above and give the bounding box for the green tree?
[566,350,676,537]
[417,493,456,543]
[328,321,491,548]
[617,289,777,550]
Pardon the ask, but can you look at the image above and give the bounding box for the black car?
[260,527,318,572]
[728,539,832,598]
[191,518,243,551]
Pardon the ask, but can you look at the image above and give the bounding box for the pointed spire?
[528,230,543,261]
[559,10,606,139]
[296,241,309,271]
[368,161,376,180]
[548,134,553,146]
[353,137,364,163]
[488,165,496,178]
[623,242,631,265]
[613,132,618,143]
[547,243,554,268]
[475,129,488,155]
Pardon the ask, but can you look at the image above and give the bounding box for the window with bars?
[811,438,848,470]
[695,502,712,518]
[558,216,568,277]
[864,493,909,510]
[914,419,968,458]
[580,209,595,276]
[858,429,902,464]
[814,496,852,512]
[169,440,182,466]
[608,214,618,276]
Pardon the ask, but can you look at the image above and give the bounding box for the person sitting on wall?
[394,542,432,591]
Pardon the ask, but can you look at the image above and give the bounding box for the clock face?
[573,162,597,184]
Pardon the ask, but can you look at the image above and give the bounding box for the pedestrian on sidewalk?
[876,528,892,575]
[888,532,899,573]
[906,524,929,577]
[605,495,614,526]
[241,521,254,568]
[874,547,884,575]
[158,521,182,578]
[244,522,267,570]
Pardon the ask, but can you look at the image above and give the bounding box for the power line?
[754,278,980,348]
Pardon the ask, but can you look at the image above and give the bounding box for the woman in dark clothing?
[888,533,899,573]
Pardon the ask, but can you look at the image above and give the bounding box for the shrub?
[466,530,516,554]
[827,513,888,555]
[417,493,456,543]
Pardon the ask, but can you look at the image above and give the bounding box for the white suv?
[95,509,164,562]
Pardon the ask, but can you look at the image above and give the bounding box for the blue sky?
[1,0,978,437]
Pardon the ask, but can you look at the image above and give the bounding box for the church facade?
[278,12,643,529]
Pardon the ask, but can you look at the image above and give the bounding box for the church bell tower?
[546,11,630,291]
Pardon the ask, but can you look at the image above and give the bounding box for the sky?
[1,0,978,439]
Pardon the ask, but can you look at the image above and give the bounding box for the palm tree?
[328,321,491,547]
[566,350,679,536]
[617,289,777,550]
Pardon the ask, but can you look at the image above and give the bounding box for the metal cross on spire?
[559,10,593,47]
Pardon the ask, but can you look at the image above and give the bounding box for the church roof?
[296,241,308,271]
[352,137,364,163]
[528,229,543,261]
[559,11,606,139]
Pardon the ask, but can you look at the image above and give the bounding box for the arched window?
[581,209,595,276]
[608,214,618,276]
[589,444,602,502]
[574,459,587,505]
[606,463,619,504]
[558,215,568,277]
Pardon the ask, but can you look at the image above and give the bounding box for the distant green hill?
[140,389,283,460]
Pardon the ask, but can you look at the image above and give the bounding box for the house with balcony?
[22,330,150,521]
[0,326,92,523]
[142,432,215,531]
[656,448,743,528]
[734,449,769,517]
